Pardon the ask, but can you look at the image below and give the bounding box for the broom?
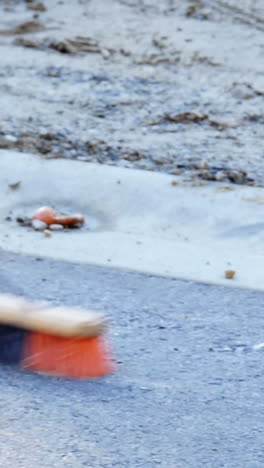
[0,294,115,379]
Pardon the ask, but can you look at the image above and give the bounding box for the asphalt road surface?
[0,249,263,467]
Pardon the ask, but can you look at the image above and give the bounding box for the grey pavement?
[0,248,263,467]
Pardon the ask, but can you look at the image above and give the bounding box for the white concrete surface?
[1,150,264,291]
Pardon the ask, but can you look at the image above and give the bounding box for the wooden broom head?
[0,294,108,337]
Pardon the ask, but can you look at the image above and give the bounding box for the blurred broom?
[0,294,115,379]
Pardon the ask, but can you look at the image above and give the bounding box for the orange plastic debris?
[32,206,85,227]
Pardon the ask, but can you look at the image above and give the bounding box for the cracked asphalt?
[0,249,263,467]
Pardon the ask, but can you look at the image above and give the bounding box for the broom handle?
[0,294,107,337]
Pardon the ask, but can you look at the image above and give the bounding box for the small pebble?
[17,216,32,226]
[49,223,64,230]
[4,134,17,143]
[253,343,264,350]
[44,229,52,237]
[225,269,236,279]
[170,169,182,175]
[8,181,21,190]
[32,219,47,231]
[215,171,226,181]
[101,48,110,59]
[198,160,209,170]
[27,2,47,12]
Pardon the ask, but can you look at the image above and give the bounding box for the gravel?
[0,0,264,185]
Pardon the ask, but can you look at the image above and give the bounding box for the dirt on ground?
[0,0,264,186]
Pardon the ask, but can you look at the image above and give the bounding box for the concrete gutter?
[0,150,264,291]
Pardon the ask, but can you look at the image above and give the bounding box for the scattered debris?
[8,181,21,190]
[148,112,230,130]
[243,195,264,204]
[15,207,85,232]
[190,180,208,187]
[243,113,264,124]
[14,35,112,57]
[155,112,208,124]
[49,223,64,231]
[0,0,263,198]
[148,112,205,126]
[191,51,221,67]
[122,150,145,162]
[225,269,236,279]
[0,20,48,35]
[253,343,264,350]
[185,2,210,20]
[3,126,253,186]
[197,160,209,170]
[136,50,180,65]
[170,169,182,176]
[13,37,42,50]
[32,206,85,228]
[216,185,235,192]
[0,135,18,149]
[16,216,32,227]
[230,81,264,100]
[44,229,52,237]
[32,219,47,231]
[197,167,254,185]
[152,36,168,50]
[50,36,102,54]
[26,2,47,12]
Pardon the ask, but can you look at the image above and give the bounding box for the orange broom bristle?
[21,332,115,379]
